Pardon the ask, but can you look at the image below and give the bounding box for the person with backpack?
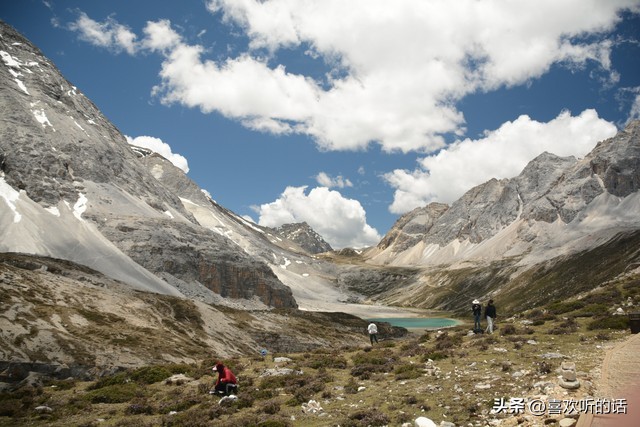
[484,299,497,334]
[211,362,238,396]
[472,299,482,332]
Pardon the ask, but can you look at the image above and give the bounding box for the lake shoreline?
[365,316,463,331]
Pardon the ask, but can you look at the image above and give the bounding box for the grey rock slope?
[273,222,333,254]
[0,21,295,308]
[136,151,369,312]
[368,121,640,267]
[0,252,374,374]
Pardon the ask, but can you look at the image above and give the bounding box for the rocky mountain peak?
[588,120,640,197]
[370,120,640,266]
[0,21,297,309]
[377,202,449,251]
[273,222,333,254]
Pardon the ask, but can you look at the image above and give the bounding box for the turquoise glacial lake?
[368,317,458,329]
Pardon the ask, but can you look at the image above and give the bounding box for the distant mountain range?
[1,20,639,372]
[361,120,640,312]
[370,122,640,266]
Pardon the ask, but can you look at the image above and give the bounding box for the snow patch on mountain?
[0,175,21,223]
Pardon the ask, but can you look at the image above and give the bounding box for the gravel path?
[578,332,640,427]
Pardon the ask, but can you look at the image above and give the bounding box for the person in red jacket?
[212,362,238,396]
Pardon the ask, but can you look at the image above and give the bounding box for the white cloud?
[256,186,381,249]
[141,19,181,52]
[315,172,353,189]
[126,135,190,173]
[70,2,638,153]
[627,87,640,123]
[384,109,618,214]
[68,12,137,55]
[195,0,636,151]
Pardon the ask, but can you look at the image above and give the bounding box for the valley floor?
[2,315,638,427]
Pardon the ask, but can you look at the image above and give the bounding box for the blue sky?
[2,0,640,248]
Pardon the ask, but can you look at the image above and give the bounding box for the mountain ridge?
[367,120,640,268]
[0,20,297,309]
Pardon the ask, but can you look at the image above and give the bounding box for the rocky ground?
[0,310,636,427]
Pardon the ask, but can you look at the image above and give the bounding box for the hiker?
[367,322,379,345]
[472,299,482,332]
[484,299,497,334]
[211,362,238,396]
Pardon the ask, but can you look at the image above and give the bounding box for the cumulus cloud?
[256,186,381,249]
[69,2,637,152]
[68,12,137,55]
[126,135,190,173]
[141,19,181,52]
[315,172,353,189]
[195,0,635,152]
[384,109,618,214]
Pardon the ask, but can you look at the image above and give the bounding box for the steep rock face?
[0,22,296,308]
[273,222,333,254]
[95,216,296,308]
[425,179,520,245]
[0,24,189,218]
[589,120,640,197]
[516,152,578,223]
[378,203,448,251]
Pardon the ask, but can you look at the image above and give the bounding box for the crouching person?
[211,362,238,396]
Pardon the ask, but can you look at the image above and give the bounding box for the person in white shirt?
[367,322,379,345]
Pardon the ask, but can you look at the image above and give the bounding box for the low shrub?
[252,388,275,400]
[418,332,431,343]
[434,332,463,350]
[125,397,154,415]
[158,396,203,414]
[85,383,141,404]
[352,350,391,366]
[500,324,517,335]
[257,399,280,415]
[595,332,611,340]
[88,371,129,390]
[344,409,390,426]
[548,300,585,315]
[131,366,172,384]
[574,303,608,318]
[351,361,391,379]
[394,363,423,380]
[399,340,422,356]
[344,377,359,394]
[536,361,554,375]
[583,288,622,305]
[44,378,77,391]
[302,353,348,369]
[420,351,448,361]
[587,315,629,331]
[549,317,578,335]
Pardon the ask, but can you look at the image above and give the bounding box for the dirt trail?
[578,332,640,427]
